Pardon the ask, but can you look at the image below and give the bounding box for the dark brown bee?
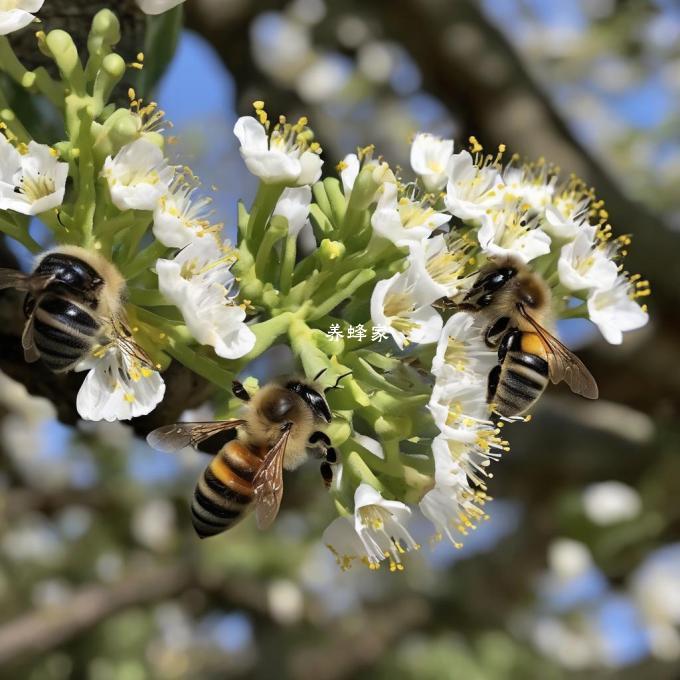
[458,255,598,417]
[147,373,347,538]
[0,245,140,372]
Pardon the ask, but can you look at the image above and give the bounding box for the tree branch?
[0,565,192,665]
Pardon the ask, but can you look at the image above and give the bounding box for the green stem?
[122,241,167,280]
[254,218,286,281]
[0,89,30,143]
[341,450,387,493]
[279,235,297,295]
[0,215,42,254]
[308,269,375,320]
[73,106,96,247]
[127,288,170,307]
[246,182,284,252]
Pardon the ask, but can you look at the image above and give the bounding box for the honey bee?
[458,255,598,417]
[146,372,347,538]
[0,245,149,372]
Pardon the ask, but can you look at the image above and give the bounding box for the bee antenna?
[56,211,66,228]
[313,367,327,381]
[325,371,352,393]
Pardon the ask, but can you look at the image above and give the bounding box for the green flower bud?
[319,239,346,263]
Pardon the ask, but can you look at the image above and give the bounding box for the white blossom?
[135,0,185,15]
[419,436,487,547]
[324,483,418,570]
[370,271,442,350]
[445,150,502,220]
[339,153,359,195]
[631,545,680,661]
[478,207,552,263]
[102,138,174,211]
[76,344,165,422]
[410,132,453,192]
[431,312,496,381]
[543,194,590,240]
[156,238,256,360]
[581,481,641,525]
[153,180,216,249]
[371,182,450,246]
[501,166,556,211]
[0,137,67,215]
[558,227,618,292]
[233,114,322,186]
[0,0,43,35]
[272,185,312,237]
[405,235,469,305]
[587,276,648,344]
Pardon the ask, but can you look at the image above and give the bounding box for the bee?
[146,371,348,538]
[457,255,598,417]
[0,245,147,372]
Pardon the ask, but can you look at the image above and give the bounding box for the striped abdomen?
[191,441,264,539]
[30,292,101,372]
[488,330,549,417]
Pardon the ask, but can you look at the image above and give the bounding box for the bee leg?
[324,371,353,393]
[487,365,501,403]
[485,316,510,348]
[320,461,333,488]
[232,380,250,401]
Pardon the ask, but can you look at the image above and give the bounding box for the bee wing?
[147,420,246,452]
[519,306,599,399]
[109,315,157,371]
[0,270,54,292]
[21,308,40,363]
[252,428,291,530]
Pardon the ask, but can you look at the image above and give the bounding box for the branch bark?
[0,565,192,665]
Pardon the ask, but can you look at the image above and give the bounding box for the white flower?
[410,132,453,192]
[156,239,256,360]
[419,436,487,547]
[371,182,450,246]
[543,193,590,240]
[370,271,442,350]
[76,344,165,422]
[431,311,496,381]
[501,166,555,211]
[581,481,641,525]
[558,227,618,292]
[338,153,359,195]
[478,207,552,263]
[428,381,506,489]
[153,180,216,249]
[0,0,43,35]
[405,235,470,305]
[631,545,680,661]
[0,137,67,215]
[102,138,174,211]
[445,150,502,221]
[324,483,418,570]
[272,186,311,237]
[587,276,648,344]
[233,114,322,186]
[547,538,593,581]
[135,0,185,15]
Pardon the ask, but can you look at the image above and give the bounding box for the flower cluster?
[0,6,649,569]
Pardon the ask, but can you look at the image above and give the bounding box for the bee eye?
[267,396,294,422]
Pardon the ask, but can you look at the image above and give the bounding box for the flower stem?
[279,235,297,295]
[122,241,167,280]
[0,215,42,254]
[246,182,284,252]
[308,269,376,320]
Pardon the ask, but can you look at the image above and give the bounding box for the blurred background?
[0,0,679,677]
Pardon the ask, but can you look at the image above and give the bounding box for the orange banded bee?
[0,246,148,372]
[458,255,598,417]
[147,372,348,538]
